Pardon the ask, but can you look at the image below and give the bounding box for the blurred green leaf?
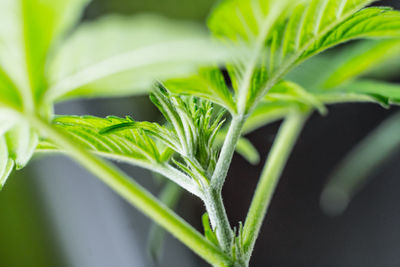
[46,15,229,102]
[287,39,400,90]
[208,0,294,43]
[22,0,91,102]
[0,136,14,189]
[324,80,400,107]
[0,68,22,109]
[242,81,321,135]
[321,40,400,89]
[321,111,400,216]
[243,102,295,134]
[202,213,219,246]
[266,81,326,114]
[5,123,38,169]
[0,0,90,187]
[0,0,230,187]
[235,138,260,165]
[0,0,90,106]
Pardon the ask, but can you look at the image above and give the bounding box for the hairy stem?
[207,115,246,253]
[211,115,246,191]
[30,115,231,267]
[242,111,308,261]
[203,188,233,254]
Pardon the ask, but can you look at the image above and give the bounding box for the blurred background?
[1,0,400,266]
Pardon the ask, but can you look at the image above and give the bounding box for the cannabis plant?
[1,0,400,266]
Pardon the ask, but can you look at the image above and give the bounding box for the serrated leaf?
[52,115,164,165]
[39,116,201,196]
[287,39,400,90]
[320,39,400,89]
[208,0,400,112]
[325,80,400,107]
[46,15,230,102]
[164,68,237,114]
[299,7,400,62]
[286,38,400,107]
[321,111,400,216]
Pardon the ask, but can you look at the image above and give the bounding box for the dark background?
[0,1,400,267]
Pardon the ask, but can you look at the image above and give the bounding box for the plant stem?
[207,115,246,253]
[242,111,308,261]
[211,114,246,191]
[203,187,233,254]
[30,115,232,267]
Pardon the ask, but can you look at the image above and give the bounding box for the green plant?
[1,0,400,266]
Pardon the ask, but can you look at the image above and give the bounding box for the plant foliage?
[0,0,228,189]
[1,0,400,266]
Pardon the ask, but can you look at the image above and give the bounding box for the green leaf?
[235,138,260,165]
[202,213,219,246]
[286,39,400,107]
[0,0,90,108]
[0,109,38,189]
[242,102,295,134]
[208,0,400,112]
[164,68,237,114]
[323,80,400,107]
[241,81,322,135]
[320,40,400,89]
[0,67,22,109]
[287,39,400,90]
[21,0,90,102]
[41,115,202,197]
[208,0,295,43]
[266,81,326,114]
[320,111,400,216]
[5,123,38,169]
[0,136,15,190]
[299,7,400,62]
[0,0,89,187]
[46,15,229,102]
[52,115,164,165]
[101,88,228,186]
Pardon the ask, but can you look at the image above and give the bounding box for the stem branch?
[242,111,308,260]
